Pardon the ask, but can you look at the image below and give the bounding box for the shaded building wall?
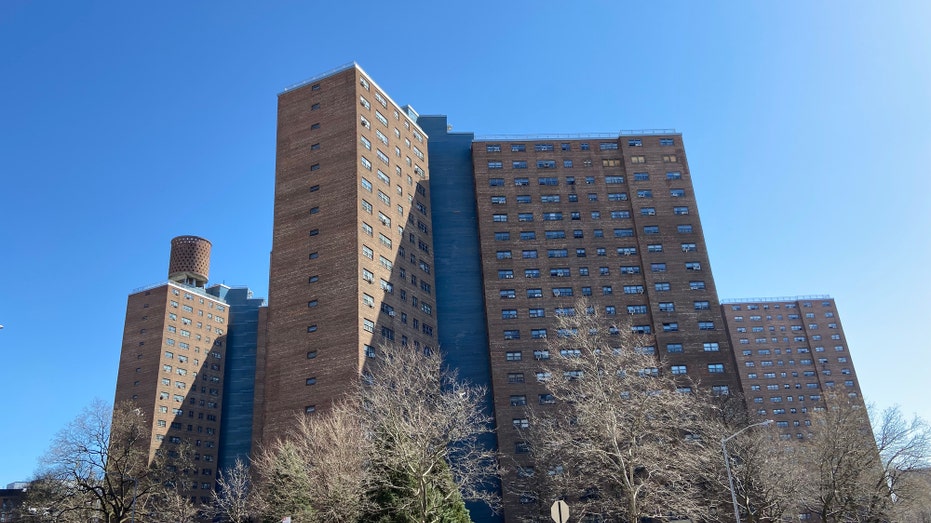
[209,285,265,472]
[419,115,501,523]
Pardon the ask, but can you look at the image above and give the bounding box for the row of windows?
[487,155,676,168]
[484,139,674,153]
[503,348,724,373]
[730,300,833,312]
[747,370,854,381]
[496,258,700,276]
[496,267,708,288]
[490,213,694,232]
[489,225,699,244]
[737,333,843,344]
[494,233,697,252]
[488,176,687,195]
[488,209,688,224]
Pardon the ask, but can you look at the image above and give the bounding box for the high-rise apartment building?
[109,64,868,523]
[721,296,865,441]
[257,64,741,522]
[258,64,437,444]
[447,127,739,519]
[113,236,263,504]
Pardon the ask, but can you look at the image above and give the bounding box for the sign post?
[550,499,569,523]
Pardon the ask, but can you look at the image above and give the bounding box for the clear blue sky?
[1,1,928,483]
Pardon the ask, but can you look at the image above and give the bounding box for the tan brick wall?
[261,65,437,446]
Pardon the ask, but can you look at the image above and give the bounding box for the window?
[671,365,687,375]
[508,373,525,383]
[510,395,527,406]
[553,287,573,297]
[545,230,565,239]
[525,269,541,278]
[528,308,544,318]
[514,177,529,186]
[689,281,706,290]
[681,243,697,252]
[506,351,522,360]
[670,189,685,197]
[522,250,538,259]
[685,262,701,271]
[624,285,644,294]
[637,189,652,198]
[493,214,508,222]
[486,144,501,152]
[651,263,666,272]
[537,160,556,169]
[513,161,528,169]
[498,270,514,279]
[678,225,693,233]
[698,321,715,330]
[667,343,683,353]
[628,305,648,315]
[489,177,504,186]
[655,282,671,291]
[663,322,679,332]
[708,364,725,373]
[599,142,619,150]
[503,330,520,340]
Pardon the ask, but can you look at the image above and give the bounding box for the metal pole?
[721,420,774,523]
[722,438,741,523]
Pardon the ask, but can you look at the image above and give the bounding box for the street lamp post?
[721,419,774,523]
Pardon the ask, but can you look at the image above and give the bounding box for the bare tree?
[799,395,914,522]
[25,399,176,523]
[360,342,500,523]
[874,405,931,520]
[708,405,812,523]
[253,402,370,523]
[210,458,256,523]
[252,437,317,522]
[894,469,931,523]
[147,489,200,523]
[521,302,722,522]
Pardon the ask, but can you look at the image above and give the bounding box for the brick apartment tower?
[258,64,437,444]
[113,236,232,504]
[466,134,740,519]
[721,296,866,440]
